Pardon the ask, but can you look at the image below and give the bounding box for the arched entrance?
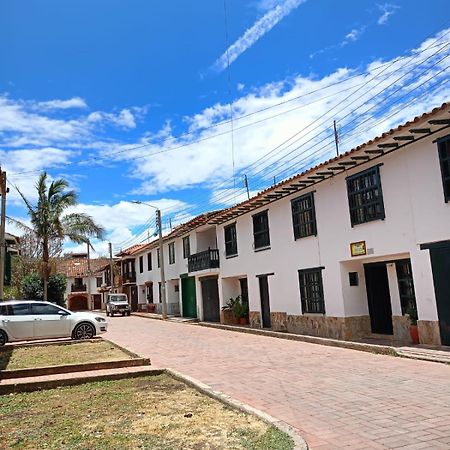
[68,294,88,311]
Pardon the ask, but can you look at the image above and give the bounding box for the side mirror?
[58,310,69,316]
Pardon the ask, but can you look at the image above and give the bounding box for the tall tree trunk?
[42,238,49,301]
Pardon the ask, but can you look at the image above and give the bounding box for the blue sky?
[1,0,449,255]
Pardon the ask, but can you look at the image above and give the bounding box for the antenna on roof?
[333,120,340,156]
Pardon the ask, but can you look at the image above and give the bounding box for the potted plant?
[147,303,156,313]
[407,307,419,344]
[222,297,238,324]
[232,296,243,325]
[239,300,249,325]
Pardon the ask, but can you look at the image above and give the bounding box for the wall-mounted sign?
[350,241,366,257]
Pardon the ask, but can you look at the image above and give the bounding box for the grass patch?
[0,341,131,370]
[0,374,294,450]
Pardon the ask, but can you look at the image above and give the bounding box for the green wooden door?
[430,245,450,346]
[182,276,197,318]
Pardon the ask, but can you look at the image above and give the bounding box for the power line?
[6,33,450,180]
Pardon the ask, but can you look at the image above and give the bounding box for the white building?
[123,102,450,347]
[57,253,108,310]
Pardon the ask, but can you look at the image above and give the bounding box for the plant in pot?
[147,303,156,313]
[239,300,249,326]
[231,296,243,325]
[407,306,419,344]
[222,297,238,324]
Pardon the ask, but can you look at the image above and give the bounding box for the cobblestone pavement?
[105,316,450,450]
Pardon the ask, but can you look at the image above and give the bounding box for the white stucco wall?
[216,130,450,321]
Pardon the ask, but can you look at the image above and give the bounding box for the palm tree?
[17,172,105,300]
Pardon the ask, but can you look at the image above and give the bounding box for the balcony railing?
[122,271,136,283]
[188,248,220,273]
[71,283,87,292]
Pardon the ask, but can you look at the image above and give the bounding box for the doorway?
[130,285,138,312]
[429,244,450,346]
[364,263,393,335]
[201,277,220,322]
[258,275,271,328]
[181,276,197,318]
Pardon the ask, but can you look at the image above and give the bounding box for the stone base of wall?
[154,302,180,316]
[392,315,412,344]
[249,311,261,328]
[250,312,371,341]
[271,312,287,331]
[220,310,237,325]
[418,320,441,346]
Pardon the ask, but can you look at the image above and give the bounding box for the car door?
[0,303,34,340]
[31,303,72,339]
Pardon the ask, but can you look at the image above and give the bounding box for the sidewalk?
[131,312,198,323]
[195,322,450,365]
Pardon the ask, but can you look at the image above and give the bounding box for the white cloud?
[212,0,306,72]
[36,97,88,110]
[377,3,399,25]
[343,27,364,44]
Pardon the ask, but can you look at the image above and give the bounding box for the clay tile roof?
[209,101,450,224]
[116,243,147,257]
[56,256,110,278]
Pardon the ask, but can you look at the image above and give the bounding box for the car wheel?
[106,311,110,317]
[0,330,7,346]
[73,322,96,340]
[127,312,131,316]
[122,312,125,316]
[110,312,114,317]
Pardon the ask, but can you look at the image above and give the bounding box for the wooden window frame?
[298,267,325,314]
[182,236,190,259]
[437,134,450,203]
[168,242,175,265]
[224,222,238,257]
[291,191,317,240]
[346,165,385,226]
[252,210,270,250]
[147,252,152,271]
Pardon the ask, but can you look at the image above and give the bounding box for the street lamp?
[132,200,167,319]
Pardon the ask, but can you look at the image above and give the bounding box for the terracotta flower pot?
[410,325,419,345]
[239,317,248,326]
[147,304,156,313]
[232,316,240,325]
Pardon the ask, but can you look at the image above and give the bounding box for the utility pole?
[243,174,250,200]
[333,120,340,156]
[86,242,92,310]
[0,169,7,300]
[108,242,114,292]
[156,209,167,319]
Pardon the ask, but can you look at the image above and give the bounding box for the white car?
[0,300,108,346]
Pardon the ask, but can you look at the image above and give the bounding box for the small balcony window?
[168,242,175,265]
[298,267,325,314]
[291,192,317,239]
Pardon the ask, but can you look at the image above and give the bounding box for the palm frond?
[62,212,105,241]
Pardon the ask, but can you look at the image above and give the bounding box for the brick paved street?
[106,316,450,450]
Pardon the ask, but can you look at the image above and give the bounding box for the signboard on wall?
[350,241,367,257]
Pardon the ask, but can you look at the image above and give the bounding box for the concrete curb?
[0,367,163,394]
[3,337,101,349]
[197,322,398,356]
[166,368,308,450]
[0,357,150,379]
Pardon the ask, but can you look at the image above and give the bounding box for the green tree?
[21,273,43,300]
[17,172,105,300]
[21,272,67,306]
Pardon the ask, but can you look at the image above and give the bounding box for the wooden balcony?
[71,283,87,292]
[188,248,220,273]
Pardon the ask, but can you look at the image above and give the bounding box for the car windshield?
[109,295,127,302]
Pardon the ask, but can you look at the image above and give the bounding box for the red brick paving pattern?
[105,316,450,450]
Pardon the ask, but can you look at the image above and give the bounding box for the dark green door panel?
[430,246,450,346]
[182,276,197,318]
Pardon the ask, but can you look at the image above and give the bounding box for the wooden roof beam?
[378,142,399,149]
[393,135,414,141]
[428,118,450,125]
[351,156,370,161]
[365,149,384,154]
[338,161,357,166]
[409,128,431,134]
